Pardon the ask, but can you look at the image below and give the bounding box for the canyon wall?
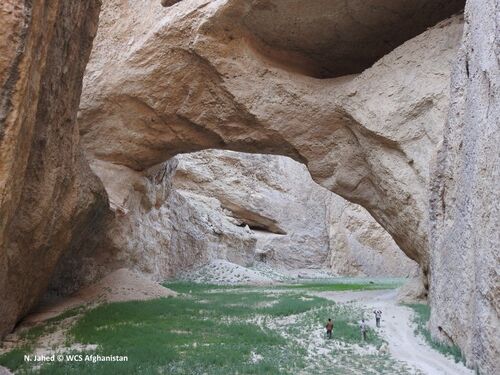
[0,1,107,337]
[429,0,499,373]
[173,150,417,276]
[79,0,464,277]
[328,198,418,278]
[57,148,414,289]
[174,150,417,276]
[62,157,256,288]
[1,2,496,373]
[173,150,331,269]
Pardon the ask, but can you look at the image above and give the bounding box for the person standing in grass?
[359,319,367,341]
[325,318,334,339]
[373,309,382,328]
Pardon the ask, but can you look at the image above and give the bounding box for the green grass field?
[0,280,412,375]
[277,279,403,292]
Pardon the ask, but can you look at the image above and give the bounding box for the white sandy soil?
[317,289,474,375]
[23,268,177,324]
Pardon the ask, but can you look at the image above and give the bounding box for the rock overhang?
[241,0,465,78]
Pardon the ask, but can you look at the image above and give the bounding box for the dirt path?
[316,289,474,375]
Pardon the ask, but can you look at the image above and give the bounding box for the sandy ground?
[1,267,475,375]
[1,269,178,360]
[24,268,177,324]
[316,289,474,375]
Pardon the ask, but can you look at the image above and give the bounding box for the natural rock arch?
[3,3,498,372]
[79,0,465,279]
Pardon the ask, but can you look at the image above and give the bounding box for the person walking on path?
[325,318,334,339]
[359,319,367,341]
[373,309,382,328]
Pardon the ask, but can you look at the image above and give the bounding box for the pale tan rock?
[173,150,331,269]
[327,197,419,278]
[24,269,176,325]
[429,1,500,373]
[173,150,417,276]
[79,0,464,279]
[397,276,428,304]
[52,157,257,290]
[64,147,415,285]
[0,0,107,338]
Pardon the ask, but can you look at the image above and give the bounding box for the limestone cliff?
[174,150,417,276]
[59,148,414,288]
[0,1,107,337]
[429,0,500,373]
[173,150,331,269]
[48,157,256,292]
[327,198,418,278]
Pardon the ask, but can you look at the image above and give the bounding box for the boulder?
[397,276,428,304]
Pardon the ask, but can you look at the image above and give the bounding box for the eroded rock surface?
[79,0,464,277]
[429,0,500,373]
[48,157,256,292]
[0,1,107,337]
[327,198,418,278]
[242,0,464,78]
[174,150,417,276]
[173,150,331,269]
[71,145,416,285]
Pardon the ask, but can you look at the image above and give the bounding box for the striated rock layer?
[429,0,500,373]
[0,1,107,337]
[79,0,464,280]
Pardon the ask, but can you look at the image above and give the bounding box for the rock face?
[54,123,415,290]
[79,0,464,278]
[59,147,415,287]
[327,198,418,278]
[48,157,256,291]
[173,150,331,269]
[174,150,417,276]
[0,1,107,337]
[429,0,499,373]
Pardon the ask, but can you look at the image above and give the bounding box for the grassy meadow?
[0,280,416,374]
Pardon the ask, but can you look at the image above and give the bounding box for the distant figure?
[359,319,367,341]
[373,309,382,328]
[325,318,334,339]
